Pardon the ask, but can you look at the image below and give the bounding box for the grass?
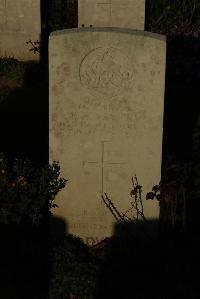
[146,0,200,34]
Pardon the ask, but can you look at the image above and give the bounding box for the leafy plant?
[100,169,192,234]
[0,153,67,226]
[101,175,155,224]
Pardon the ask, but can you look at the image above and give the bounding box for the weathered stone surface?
[0,0,40,60]
[78,0,145,30]
[49,28,166,245]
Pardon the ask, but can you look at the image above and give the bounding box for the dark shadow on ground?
[0,223,49,299]
[161,36,200,234]
[0,62,49,299]
[0,216,67,299]
[162,83,200,161]
[0,4,49,296]
[0,62,48,166]
[162,36,200,162]
[94,220,200,299]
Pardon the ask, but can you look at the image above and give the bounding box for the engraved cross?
[96,0,112,25]
[83,140,126,194]
[96,1,127,26]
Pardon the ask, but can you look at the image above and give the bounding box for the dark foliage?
[0,153,67,226]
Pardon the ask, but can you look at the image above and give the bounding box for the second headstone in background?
[0,0,40,60]
[78,0,145,30]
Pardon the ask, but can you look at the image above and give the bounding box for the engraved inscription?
[79,47,133,96]
[85,237,101,246]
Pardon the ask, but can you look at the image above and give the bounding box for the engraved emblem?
[79,47,133,96]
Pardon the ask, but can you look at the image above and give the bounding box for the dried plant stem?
[104,193,125,222]
[101,194,120,223]
[131,202,146,221]
[102,175,146,224]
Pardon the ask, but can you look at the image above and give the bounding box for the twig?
[104,193,126,223]
[138,185,144,216]
[130,202,146,221]
[122,206,137,221]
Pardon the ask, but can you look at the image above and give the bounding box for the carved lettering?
[85,237,102,246]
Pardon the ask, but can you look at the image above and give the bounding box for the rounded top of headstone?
[50,28,166,42]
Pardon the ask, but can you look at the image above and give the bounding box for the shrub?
[0,153,67,227]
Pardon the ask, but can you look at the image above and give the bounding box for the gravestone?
[78,0,145,29]
[49,28,166,246]
[0,0,40,60]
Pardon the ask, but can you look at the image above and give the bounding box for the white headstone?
[49,28,166,245]
[0,0,41,60]
[78,0,145,30]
